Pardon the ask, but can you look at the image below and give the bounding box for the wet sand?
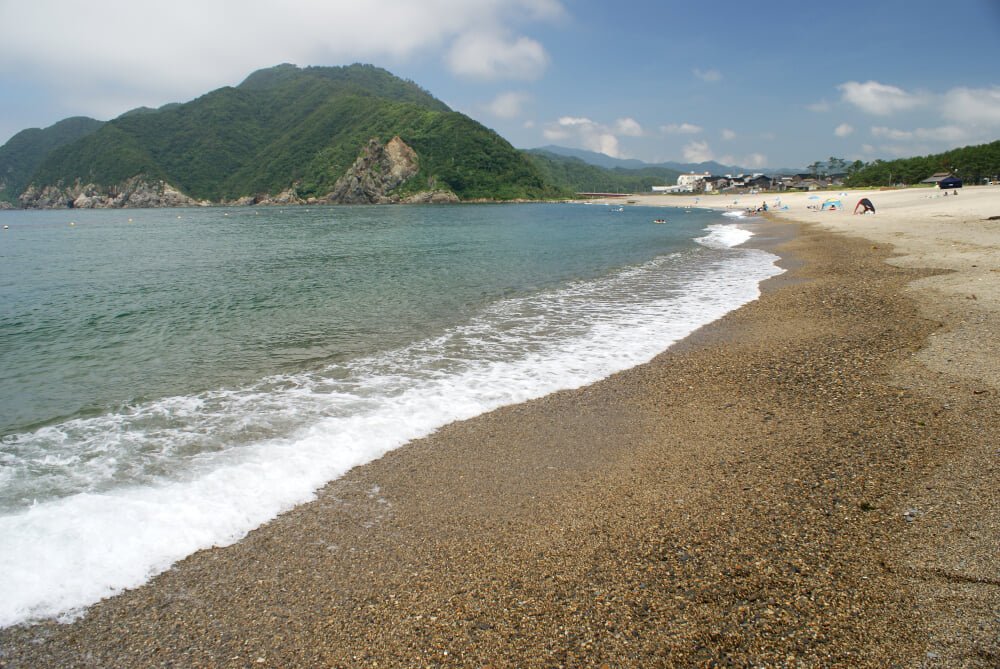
[2,211,999,667]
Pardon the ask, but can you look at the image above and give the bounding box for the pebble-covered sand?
[1,219,997,667]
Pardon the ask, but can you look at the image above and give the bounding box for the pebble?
[1,223,997,667]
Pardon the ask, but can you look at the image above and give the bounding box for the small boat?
[653,219,666,224]
[609,206,624,213]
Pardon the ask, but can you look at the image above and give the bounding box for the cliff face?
[19,176,203,209]
[320,136,420,204]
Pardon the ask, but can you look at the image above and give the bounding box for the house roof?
[921,172,954,183]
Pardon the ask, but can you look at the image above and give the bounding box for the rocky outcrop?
[14,137,458,208]
[320,136,421,204]
[401,190,460,204]
[19,176,203,209]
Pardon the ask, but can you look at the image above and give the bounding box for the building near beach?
[921,172,962,188]
[677,172,712,192]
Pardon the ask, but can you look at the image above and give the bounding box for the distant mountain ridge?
[531,145,800,176]
[524,149,682,194]
[3,64,563,207]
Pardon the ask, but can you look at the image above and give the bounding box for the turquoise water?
[0,203,781,626]
[2,204,702,436]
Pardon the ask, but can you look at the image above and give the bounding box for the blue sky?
[2,0,999,170]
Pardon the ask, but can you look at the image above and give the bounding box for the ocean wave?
[0,224,782,628]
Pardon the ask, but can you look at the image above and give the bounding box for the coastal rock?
[19,176,200,209]
[400,190,460,204]
[257,187,304,206]
[19,184,72,209]
[322,136,420,204]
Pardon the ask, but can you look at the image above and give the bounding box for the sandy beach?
[2,186,999,667]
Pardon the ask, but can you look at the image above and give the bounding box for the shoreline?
[2,194,999,666]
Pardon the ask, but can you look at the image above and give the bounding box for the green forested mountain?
[18,64,564,204]
[845,140,1000,187]
[0,116,104,204]
[525,149,680,194]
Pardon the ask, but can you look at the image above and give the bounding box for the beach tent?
[820,198,843,210]
[854,198,876,214]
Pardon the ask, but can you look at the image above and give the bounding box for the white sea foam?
[0,223,781,627]
[697,222,753,249]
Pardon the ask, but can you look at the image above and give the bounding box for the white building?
[676,172,712,192]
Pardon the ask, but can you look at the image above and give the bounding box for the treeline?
[819,140,1000,187]
[524,150,680,193]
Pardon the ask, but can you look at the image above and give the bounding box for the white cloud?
[614,118,644,136]
[872,125,967,142]
[542,116,629,158]
[683,141,714,163]
[807,100,832,113]
[721,129,736,141]
[914,125,968,142]
[871,126,913,140]
[484,91,532,118]
[446,31,550,80]
[0,0,564,116]
[942,86,1000,125]
[838,80,928,115]
[661,123,702,134]
[694,68,722,83]
[593,134,622,157]
[834,123,854,137]
[680,141,766,168]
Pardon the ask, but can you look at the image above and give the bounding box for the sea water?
[0,203,781,627]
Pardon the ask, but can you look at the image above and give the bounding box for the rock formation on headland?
[321,136,419,204]
[19,176,204,209]
[15,136,458,209]
[316,136,457,205]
